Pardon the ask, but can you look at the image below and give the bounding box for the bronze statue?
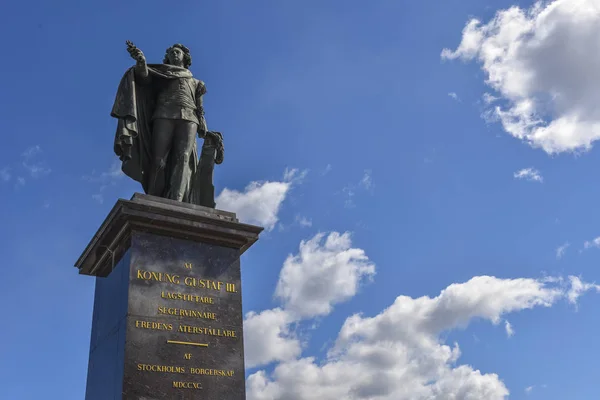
[111,41,223,208]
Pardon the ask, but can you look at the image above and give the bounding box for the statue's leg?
[147,119,176,197]
[168,120,198,202]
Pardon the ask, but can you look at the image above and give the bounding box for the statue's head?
[163,44,192,69]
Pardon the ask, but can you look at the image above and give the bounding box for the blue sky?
[2,0,600,398]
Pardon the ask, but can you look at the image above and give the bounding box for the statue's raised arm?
[125,41,148,79]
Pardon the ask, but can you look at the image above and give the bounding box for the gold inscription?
[184,277,223,291]
[178,324,236,338]
[184,353,192,360]
[136,270,180,284]
[158,307,217,320]
[135,320,173,331]
[137,364,185,373]
[137,362,236,378]
[160,291,214,304]
[135,269,236,293]
[190,368,234,377]
[173,381,202,389]
[226,283,237,293]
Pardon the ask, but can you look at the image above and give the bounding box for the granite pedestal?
[76,194,262,400]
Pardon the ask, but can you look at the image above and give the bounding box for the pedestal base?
[76,194,262,400]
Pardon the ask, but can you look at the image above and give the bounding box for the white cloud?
[525,385,534,394]
[217,168,306,230]
[21,145,41,159]
[248,275,596,400]
[556,242,570,259]
[16,177,25,187]
[102,160,124,178]
[442,0,600,154]
[217,181,289,230]
[504,320,514,337]
[322,164,332,175]
[244,308,301,368]
[514,168,543,182]
[0,167,11,182]
[342,170,374,207]
[83,161,126,204]
[22,163,51,178]
[21,145,50,178]
[566,276,600,305]
[295,215,312,227]
[359,169,373,190]
[448,92,460,101]
[343,187,356,208]
[244,232,375,369]
[275,232,375,319]
[583,236,600,249]
[483,93,499,105]
[283,167,308,184]
[83,161,124,183]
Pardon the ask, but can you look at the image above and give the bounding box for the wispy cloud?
[295,215,312,228]
[0,167,11,182]
[448,92,460,102]
[514,168,543,183]
[21,145,51,178]
[343,186,356,208]
[504,320,514,337]
[83,161,123,183]
[566,276,600,306]
[21,145,42,159]
[321,164,332,176]
[342,169,374,208]
[83,161,125,204]
[556,242,570,259]
[283,167,308,184]
[23,163,51,178]
[482,93,499,105]
[359,169,373,190]
[101,161,124,178]
[525,386,534,394]
[583,237,600,250]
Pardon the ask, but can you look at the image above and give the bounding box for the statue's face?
[167,47,185,67]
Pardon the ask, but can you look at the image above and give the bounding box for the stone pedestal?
[76,194,262,400]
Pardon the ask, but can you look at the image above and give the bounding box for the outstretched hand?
[126,40,146,65]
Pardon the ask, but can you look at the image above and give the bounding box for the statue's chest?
[157,78,196,102]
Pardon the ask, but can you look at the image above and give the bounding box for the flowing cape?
[110,64,199,199]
